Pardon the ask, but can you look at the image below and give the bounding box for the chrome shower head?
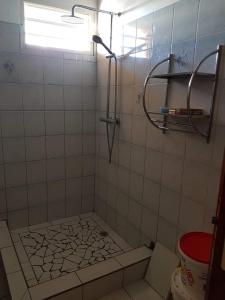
[61,15,84,24]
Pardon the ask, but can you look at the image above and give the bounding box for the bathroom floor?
[10,213,131,288]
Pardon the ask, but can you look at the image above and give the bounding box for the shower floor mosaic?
[10,213,131,288]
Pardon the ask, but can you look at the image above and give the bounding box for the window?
[24,2,93,53]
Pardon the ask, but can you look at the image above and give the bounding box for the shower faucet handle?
[99,117,120,125]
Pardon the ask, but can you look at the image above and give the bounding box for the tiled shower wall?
[0,21,96,230]
[95,0,225,251]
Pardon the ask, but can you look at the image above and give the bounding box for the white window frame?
[21,1,95,55]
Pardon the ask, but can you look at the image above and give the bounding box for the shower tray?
[0,213,152,300]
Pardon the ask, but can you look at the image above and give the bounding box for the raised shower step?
[0,213,152,300]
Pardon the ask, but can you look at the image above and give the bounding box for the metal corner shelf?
[151,72,215,79]
[142,45,223,143]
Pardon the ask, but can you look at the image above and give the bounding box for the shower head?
[92,35,115,57]
[61,15,85,24]
[92,35,103,44]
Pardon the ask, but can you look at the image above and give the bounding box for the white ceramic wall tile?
[142,179,160,214]
[82,270,123,300]
[98,289,131,300]
[25,137,46,161]
[1,246,21,274]
[45,111,64,135]
[115,247,151,268]
[7,271,28,300]
[77,258,122,283]
[29,273,81,300]
[123,260,149,286]
[141,209,157,241]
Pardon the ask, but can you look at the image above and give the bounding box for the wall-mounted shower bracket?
[100,117,120,125]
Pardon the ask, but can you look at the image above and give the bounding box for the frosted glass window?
[24,2,92,52]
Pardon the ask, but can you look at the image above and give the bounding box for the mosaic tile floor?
[11,214,129,287]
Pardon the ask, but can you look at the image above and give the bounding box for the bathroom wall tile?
[128,199,142,229]
[1,246,21,274]
[0,138,3,164]
[65,135,82,157]
[22,84,44,110]
[28,183,47,207]
[25,136,46,161]
[141,208,157,241]
[64,86,82,110]
[0,190,6,214]
[162,131,186,158]
[83,61,97,86]
[152,5,174,46]
[0,165,5,189]
[83,111,96,134]
[194,33,225,73]
[29,205,47,226]
[83,155,95,176]
[63,60,82,86]
[182,160,209,203]
[131,145,146,175]
[0,53,20,83]
[6,186,27,211]
[171,40,195,73]
[118,141,131,168]
[146,123,163,152]
[0,83,23,110]
[83,134,95,155]
[157,218,177,251]
[46,158,65,181]
[117,166,130,194]
[132,116,146,146]
[116,191,129,217]
[45,111,64,135]
[83,86,96,110]
[161,154,183,192]
[65,111,82,134]
[159,187,180,225]
[8,209,28,229]
[186,134,213,163]
[127,223,141,248]
[173,0,199,43]
[145,149,163,183]
[142,178,160,214]
[47,180,65,204]
[19,55,43,83]
[46,135,64,159]
[7,271,27,300]
[82,271,123,300]
[0,23,20,53]
[24,112,45,136]
[120,86,134,114]
[129,172,144,204]
[27,160,46,184]
[5,162,26,187]
[29,273,81,300]
[1,111,24,137]
[197,0,225,38]
[45,85,64,110]
[179,196,204,232]
[3,137,25,163]
[43,57,63,84]
[65,156,82,178]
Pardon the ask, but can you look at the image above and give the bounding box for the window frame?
[21,1,95,56]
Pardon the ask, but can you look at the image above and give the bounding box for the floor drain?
[100,231,108,237]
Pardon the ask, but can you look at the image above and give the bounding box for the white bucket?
[178,232,212,300]
[171,268,194,300]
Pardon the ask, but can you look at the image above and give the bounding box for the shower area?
[0,0,225,299]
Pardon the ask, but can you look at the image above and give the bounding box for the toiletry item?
[160,106,169,114]
[169,108,204,115]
